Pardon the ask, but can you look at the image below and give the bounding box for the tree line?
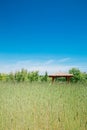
[0,69,48,82]
[0,68,87,83]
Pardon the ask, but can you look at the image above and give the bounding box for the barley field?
[0,82,87,130]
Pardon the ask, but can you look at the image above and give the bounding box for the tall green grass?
[0,82,87,130]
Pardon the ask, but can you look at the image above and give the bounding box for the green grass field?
[0,82,87,130]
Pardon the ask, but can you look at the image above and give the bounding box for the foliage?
[28,71,39,82]
[40,71,48,82]
[0,69,49,82]
[69,68,87,83]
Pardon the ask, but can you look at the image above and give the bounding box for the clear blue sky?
[0,0,87,73]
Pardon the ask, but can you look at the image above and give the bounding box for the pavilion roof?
[49,73,73,77]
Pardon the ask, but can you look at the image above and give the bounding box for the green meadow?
[0,82,87,130]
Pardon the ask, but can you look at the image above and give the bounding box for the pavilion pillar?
[52,76,55,83]
[66,76,70,83]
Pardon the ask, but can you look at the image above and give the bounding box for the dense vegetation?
[0,68,87,83]
[0,82,87,130]
[0,69,48,83]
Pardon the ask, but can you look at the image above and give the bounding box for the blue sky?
[0,0,87,73]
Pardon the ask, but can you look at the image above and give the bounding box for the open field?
[0,82,87,130]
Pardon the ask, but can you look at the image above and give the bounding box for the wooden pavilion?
[49,73,73,83]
